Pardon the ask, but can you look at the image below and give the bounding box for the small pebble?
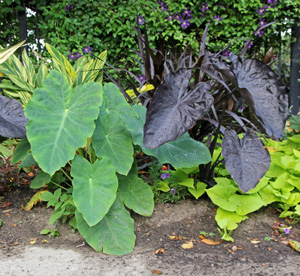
[232,245,238,252]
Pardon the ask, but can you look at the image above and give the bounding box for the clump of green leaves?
[40,228,60,238]
[206,134,300,241]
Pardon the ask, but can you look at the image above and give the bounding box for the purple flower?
[256,6,268,15]
[238,106,246,113]
[161,174,166,180]
[136,15,145,26]
[170,188,176,195]
[259,18,266,27]
[182,7,192,18]
[245,39,253,48]
[82,46,93,54]
[65,4,74,12]
[222,49,231,56]
[138,74,146,82]
[201,2,208,12]
[180,19,190,29]
[214,15,223,21]
[165,173,170,178]
[158,0,168,12]
[67,51,82,61]
[172,12,182,21]
[267,0,277,5]
[254,29,264,37]
[284,228,290,234]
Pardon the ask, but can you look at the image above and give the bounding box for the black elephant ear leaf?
[222,128,270,193]
[0,95,28,138]
[229,53,289,139]
[143,68,214,148]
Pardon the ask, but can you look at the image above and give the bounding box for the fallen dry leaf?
[288,240,300,252]
[169,235,182,241]
[153,248,165,255]
[199,234,223,246]
[182,240,194,249]
[23,190,47,211]
[0,202,12,208]
[29,238,38,245]
[2,209,12,213]
[27,172,34,177]
[151,269,163,274]
[250,240,261,244]
[42,240,49,244]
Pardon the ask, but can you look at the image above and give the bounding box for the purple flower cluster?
[222,49,231,57]
[201,2,208,12]
[138,74,146,82]
[65,4,74,12]
[245,39,254,49]
[161,173,170,180]
[214,15,223,21]
[254,0,278,38]
[157,1,192,29]
[67,46,93,61]
[67,51,82,61]
[136,15,146,26]
[170,188,176,195]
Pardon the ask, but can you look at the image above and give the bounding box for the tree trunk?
[290,20,300,115]
[17,0,28,56]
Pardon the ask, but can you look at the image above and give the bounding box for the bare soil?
[1,186,300,276]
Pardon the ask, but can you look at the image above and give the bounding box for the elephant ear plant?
[12,65,211,254]
[138,24,289,193]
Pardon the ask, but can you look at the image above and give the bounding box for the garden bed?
[1,186,300,275]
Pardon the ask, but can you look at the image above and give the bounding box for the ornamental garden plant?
[0,2,299,255]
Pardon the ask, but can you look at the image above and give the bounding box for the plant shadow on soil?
[1,186,300,276]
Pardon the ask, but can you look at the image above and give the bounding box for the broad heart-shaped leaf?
[100,82,137,120]
[222,128,271,193]
[11,137,30,165]
[123,104,211,168]
[118,172,154,216]
[229,53,289,139]
[143,68,214,148]
[25,70,102,175]
[75,197,135,255]
[92,113,133,175]
[71,155,118,227]
[0,95,28,138]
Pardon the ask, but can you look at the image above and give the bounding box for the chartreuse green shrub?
[205,134,300,241]
[12,64,211,255]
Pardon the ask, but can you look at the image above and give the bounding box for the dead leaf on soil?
[2,209,12,213]
[29,237,38,245]
[151,269,163,274]
[251,240,261,244]
[199,234,223,245]
[153,248,165,255]
[169,235,182,240]
[41,240,49,244]
[182,240,194,249]
[23,190,47,211]
[288,240,300,253]
[0,202,12,208]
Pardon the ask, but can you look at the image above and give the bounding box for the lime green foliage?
[40,228,60,238]
[208,134,300,241]
[41,188,76,227]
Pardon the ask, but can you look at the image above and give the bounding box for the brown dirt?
[1,186,300,276]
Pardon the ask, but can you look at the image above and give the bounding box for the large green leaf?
[206,182,238,212]
[11,138,30,165]
[92,114,133,175]
[100,82,136,120]
[118,172,154,216]
[71,155,118,226]
[215,208,248,231]
[123,104,211,168]
[228,194,264,216]
[75,197,135,255]
[25,70,102,175]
